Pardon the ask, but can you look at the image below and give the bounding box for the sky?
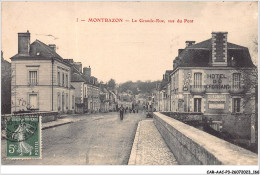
[1,1,258,83]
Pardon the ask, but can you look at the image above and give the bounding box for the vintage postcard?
[1,1,259,174]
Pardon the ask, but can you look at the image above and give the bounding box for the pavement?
[42,118,75,129]
[1,112,146,165]
[128,120,178,165]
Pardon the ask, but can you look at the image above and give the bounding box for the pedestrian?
[119,105,124,120]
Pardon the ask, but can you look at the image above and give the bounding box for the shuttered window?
[57,72,60,86]
[66,93,68,109]
[66,74,68,88]
[72,95,75,109]
[29,71,38,85]
[194,73,202,88]
[194,98,201,112]
[29,94,38,109]
[57,93,60,111]
[233,98,241,113]
[233,73,241,88]
[62,73,65,87]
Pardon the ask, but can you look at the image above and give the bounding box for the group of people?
[118,105,139,120]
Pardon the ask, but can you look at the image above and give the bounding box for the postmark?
[5,115,42,159]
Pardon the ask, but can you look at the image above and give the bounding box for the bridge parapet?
[161,112,203,122]
[153,112,258,165]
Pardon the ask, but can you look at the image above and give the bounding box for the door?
[194,98,201,112]
[62,94,64,112]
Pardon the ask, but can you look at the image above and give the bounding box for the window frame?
[194,98,202,113]
[232,97,241,113]
[232,73,241,89]
[28,70,39,86]
[57,92,61,111]
[27,92,39,110]
[57,72,60,86]
[194,72,202,88]
[62,73,65,87]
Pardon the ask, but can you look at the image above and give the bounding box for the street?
[1,112,146,165]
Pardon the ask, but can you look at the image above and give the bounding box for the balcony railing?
[229,85,245,94]
[190,85,206,94]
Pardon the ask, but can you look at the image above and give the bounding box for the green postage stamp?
[5,115,42,159]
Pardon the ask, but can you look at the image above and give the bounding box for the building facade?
[1,51,11,114]
[10,31,75,113]
[156,32,257,143]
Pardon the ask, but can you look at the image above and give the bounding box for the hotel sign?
[208,94,226,101]
[208,94,226,109]
[206,74,230,89]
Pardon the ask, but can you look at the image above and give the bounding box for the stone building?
[69,59,101,113]
[100,84,110,112]
[156,32,257,144]
[10,31,75,113]
[1,51,11,114]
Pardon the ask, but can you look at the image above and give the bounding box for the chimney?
[178,49,184,56]
[83,66,91,77]
[211,32,228,66]
[18,30,30,56]
[48,44,56,52]
[74,62,82,73]
[185,41,195,47]
[64,59,74,64]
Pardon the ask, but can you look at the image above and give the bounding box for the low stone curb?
[128,121,141,165]
[42,121,73,130]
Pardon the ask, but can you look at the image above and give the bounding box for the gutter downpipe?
[51,58,54,111]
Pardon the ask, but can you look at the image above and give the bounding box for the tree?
[107,79,116,90]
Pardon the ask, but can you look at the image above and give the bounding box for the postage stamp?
[5,115,42,159]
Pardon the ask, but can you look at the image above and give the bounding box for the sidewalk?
[128,119,178,165]
[42,118,76,130]
[1,117,82,139]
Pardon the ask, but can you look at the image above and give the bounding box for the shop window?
[194,73,202,88]
[233,98,241,113]
[233,73,241,88]
[194,98,201,112]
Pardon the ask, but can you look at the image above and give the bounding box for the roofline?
[11,56,72,67]
[170,66,256,77]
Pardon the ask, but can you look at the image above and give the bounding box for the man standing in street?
[119,105,125,120]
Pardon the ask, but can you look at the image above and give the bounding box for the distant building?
[69,59,101,113]
[1,51,11,114]
[10,31,75,113]
[100,84,110,112]
[108,90,118,111]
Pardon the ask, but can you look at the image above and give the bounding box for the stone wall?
[2,112,59,129]
[221,114,252,139]
[153,112,258,165]
[161,112,202,122]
